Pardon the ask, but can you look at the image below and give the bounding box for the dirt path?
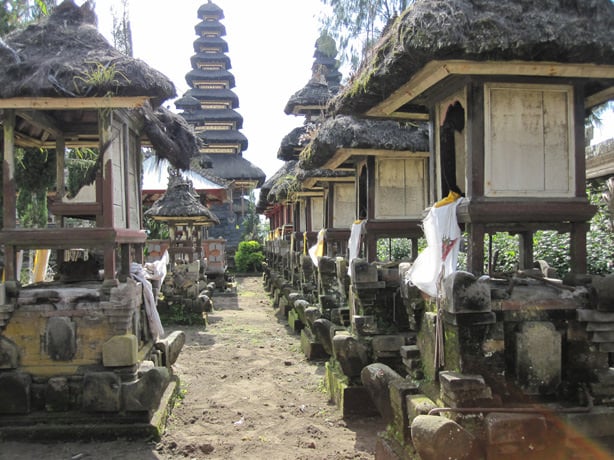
[1,276,384,460]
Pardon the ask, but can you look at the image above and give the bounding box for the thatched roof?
[198,1,224,20]
[0,1,203,171]
[0,0,174,105]
[277,124,314,161]
[256,160,297,213]
[284,82,336,116]
[331,0,614,115]
[284,33,342,116]
[194,154,265,187]
[145,173,220,225]
[299,115,429,169]
[140,104,203,171]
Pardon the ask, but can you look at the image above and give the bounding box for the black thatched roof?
[332,0,614,115]
[296,167,354,182]
[190,52,231,69]
[145,176,220,225]
[193,36,228,53]
[284,81,336,116]
[0,0,174,105]
[197,129,248,150]
[203,154,265,186]
[277,124,314,161]
[186,69,235,88]
[180,108,244,128]
[174,95,202,110]
[198,1,224,20]
[140,103,202,171]
[256,160,297,213]
[284,33,342,116]
[195,21,226,37]
[184,88,238,107]
[299,115,429,170]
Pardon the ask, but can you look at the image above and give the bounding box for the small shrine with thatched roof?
[0,0,196,437]
[145,171,222,321]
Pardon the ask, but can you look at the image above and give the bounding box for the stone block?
[400,345,421,360]
[330,307,350,325]
[389,379,419,443]
[443,271,491,313]
[372,335,407,353]
[0,371,31,414]
[350,258,378,284]
[402,357,422,371]
[577,309,614,323]
[0,335,19,369]
[592,274,614,311]
[442,310,496,326]
[326,361,378,418]
[45,317,76,361]
[45,377,70,412]
[303,306,322,327]
[333,334,369,378]
[288,309,304,333]
[122,367,170,412]
[360,363,403,423]
[407,394,438,422]
[319,294,338,310]
[300,328,328,361]
[411,415,476,460]
[485,412,548,456]
[439,371,486,392]
[82,372,121,412]
[312,318,340,355]
[352,315,378,335]
[515,321,561,395]
[318,256,337,274]
[103,334,138,367]
[155,330,186,366]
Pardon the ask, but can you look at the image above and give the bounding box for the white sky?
[92,0,327,181]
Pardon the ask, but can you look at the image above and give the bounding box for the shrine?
[0,1,194,437]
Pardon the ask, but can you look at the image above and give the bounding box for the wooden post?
[55,134,66,269]
[570,222,588,275]
[3,110,16,284]
[518,231,534,270]
[99,110,116,283]
[466,223,485,276]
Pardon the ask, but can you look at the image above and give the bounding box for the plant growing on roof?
[72,61,130,96]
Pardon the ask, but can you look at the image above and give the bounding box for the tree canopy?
[319,0,413,71]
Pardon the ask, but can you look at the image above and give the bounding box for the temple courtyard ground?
[0,275,384,460]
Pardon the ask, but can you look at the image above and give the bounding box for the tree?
[319,0,413,71]
[110,0,133,56]
[0,0,54,35]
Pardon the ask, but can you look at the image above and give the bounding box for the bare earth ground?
[1,276,385,460]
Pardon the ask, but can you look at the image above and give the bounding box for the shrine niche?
[0,1,198,437]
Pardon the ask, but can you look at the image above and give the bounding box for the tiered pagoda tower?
[175,1,265,255]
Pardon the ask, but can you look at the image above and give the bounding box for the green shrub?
[234,240,264,272]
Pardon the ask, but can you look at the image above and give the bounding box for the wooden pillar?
[55,134,66,269]
[466,223,485,276]
[118,244,130,282]
[3,110,16,284]
[366,233,376,262]
[570,222,588,274]
[305,198,312,232]
[100,111,116,283]
[411,238,419,262]
[518,231,534,270]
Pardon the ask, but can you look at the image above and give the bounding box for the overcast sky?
[93,0,328,181]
